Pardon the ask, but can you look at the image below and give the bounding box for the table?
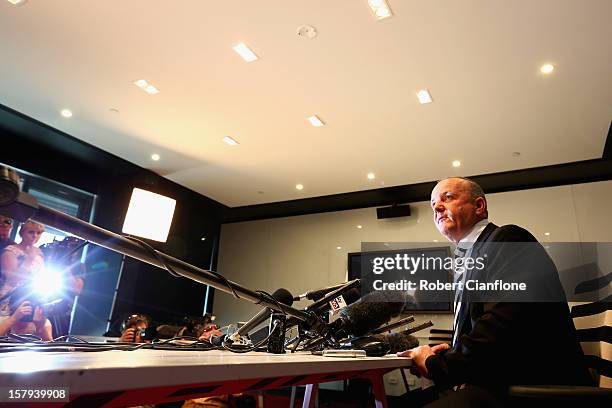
[0,349,412,407]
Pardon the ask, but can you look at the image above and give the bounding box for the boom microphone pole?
[0,166,314,325]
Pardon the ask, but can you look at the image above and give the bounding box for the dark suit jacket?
[425,223,592,391]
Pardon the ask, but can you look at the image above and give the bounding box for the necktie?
[452,245,468,346]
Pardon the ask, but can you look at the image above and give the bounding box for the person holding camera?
[0,220,52,340]
[119,314,151,343]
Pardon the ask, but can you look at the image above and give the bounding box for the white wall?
[214,180,612,333]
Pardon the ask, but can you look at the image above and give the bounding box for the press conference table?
[0,348,412,407]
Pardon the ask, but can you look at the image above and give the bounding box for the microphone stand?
[0,176,314,325]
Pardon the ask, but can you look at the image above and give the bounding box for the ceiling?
[1,0,611,207]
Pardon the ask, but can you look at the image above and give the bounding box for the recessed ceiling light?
[512,151,521,157]
[134,79,159,94]
[233,42,258,62]
[357,225,363,229]
[296,184,304,190]
[540,63,555,74]
[201,237,206,241]
[367,172,375,180]
[336,246,342,250]
[367,0,393,20]
[544,232,550,236]
[151,153,160,161]
[109,108,120,113]
[307,115,325,127]
[60,109,73,118]
[452,160,461,168]
[7,0,27,5]
[433,239,439,242]
[222,136,239,146]
[416,89,433,104]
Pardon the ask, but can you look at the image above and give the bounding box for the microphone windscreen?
[342,290,407,336]
[272,288,294,306]
[343,288,361,305]
[373,332,419,353]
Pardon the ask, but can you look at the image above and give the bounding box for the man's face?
[0,216,13,240]
[430,178,484,242]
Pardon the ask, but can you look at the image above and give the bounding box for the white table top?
[0,349,412,394]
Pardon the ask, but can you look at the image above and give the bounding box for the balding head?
[430,177,488,242]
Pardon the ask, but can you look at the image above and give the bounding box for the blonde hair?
[19,220,45,234]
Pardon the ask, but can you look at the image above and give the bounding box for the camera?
[8,284,65,323]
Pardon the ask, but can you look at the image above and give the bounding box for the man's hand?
[11,301,32,321]
[120,328,136,343]
[397,343,450,378]
[199,329,223,342]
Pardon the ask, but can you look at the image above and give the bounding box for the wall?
[215,180,612,338]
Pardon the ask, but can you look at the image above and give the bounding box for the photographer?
[0,220,52,340]
[120,314,151,343]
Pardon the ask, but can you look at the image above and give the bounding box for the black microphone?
[373,332,419,353]
[349,332,419,356]
[233,288,293,340]
[328,288,361,315]
[330,290,409,340]
[294,283,347,301]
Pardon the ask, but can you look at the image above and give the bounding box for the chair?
[508,298,612,404]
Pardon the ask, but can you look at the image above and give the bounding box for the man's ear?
[474,197,487,216]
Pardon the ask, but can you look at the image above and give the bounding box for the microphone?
[328,288,361,314]
[374,332,419,353]
[330,290,409,340]
[232,288,293,340]
[349,332,419,355]
[294,283,347,301]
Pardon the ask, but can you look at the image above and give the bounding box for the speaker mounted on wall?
[376,204,411,219]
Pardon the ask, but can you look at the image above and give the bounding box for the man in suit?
[398,177,591,406]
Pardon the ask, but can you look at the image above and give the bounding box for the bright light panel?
[7,0,28,5]
[368,0,393,20]
[134,79,160,94]
[417,89,433,104]
[223,136,239,146]
[122,188,176,242]
[308,115,324,127]
[60,109,73,118]
[233,43,258,62]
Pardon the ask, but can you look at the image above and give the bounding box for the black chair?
[508,298,612,404]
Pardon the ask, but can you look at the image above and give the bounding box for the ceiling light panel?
[223,136,239,146]
[308,115,324,127]
[233,43,258,62]
[7,0,27,5]
[417,89,433,104]
[367,0,393,20]
[134,79,160,94]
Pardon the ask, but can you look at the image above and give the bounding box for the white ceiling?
[1,0,611,207]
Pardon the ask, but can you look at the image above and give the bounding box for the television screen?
[348,246,453,313]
